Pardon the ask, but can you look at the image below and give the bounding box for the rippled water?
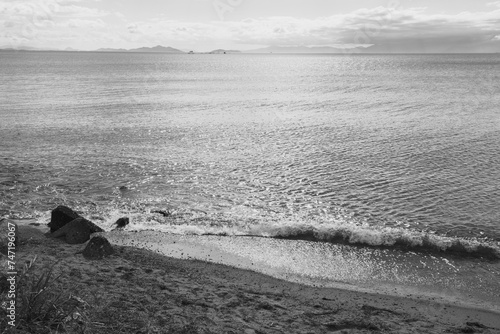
[1,52,499,240]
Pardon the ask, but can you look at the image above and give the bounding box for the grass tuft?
[1,256,87,333]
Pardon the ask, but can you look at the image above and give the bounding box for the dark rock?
[0,218,18,255]
[114,217,129,229]
[48,205,80,233]
[82,236,114,259]
[48,217,104,244]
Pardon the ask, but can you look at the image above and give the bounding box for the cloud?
[332,6,500,52]
[225,6,500,51]
[0,0,112,47]
[1,3,500,52]
[62,18,105,28]
[119,6,500,52]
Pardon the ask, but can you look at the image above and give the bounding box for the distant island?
[244,45,359,54]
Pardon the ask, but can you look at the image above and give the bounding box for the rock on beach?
[48,205,81,233]
[47,206,104,245]
[82,235,114,259]
[49,217,104,244]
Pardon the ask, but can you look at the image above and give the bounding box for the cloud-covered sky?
[1,0,500,52]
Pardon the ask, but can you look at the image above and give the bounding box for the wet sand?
[7,224,500,333]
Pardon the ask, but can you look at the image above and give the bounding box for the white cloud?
[1,3,500,52]
[62,18,105,28]
[329,6,500,45]
[0,0,110,44]
[119,6,500,51]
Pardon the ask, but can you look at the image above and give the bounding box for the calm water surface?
[1,52,498,239]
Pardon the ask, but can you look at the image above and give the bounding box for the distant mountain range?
[2,43,499,54]
[96,45,184,53]
[244,45,362,54]
[0,45,186,53]
[0,45,59,51]
[244,42,500,54]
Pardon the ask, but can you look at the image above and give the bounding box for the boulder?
[48,217,104,244]
[48,205,80,233]
[0,218,18,255]
[82,236,114,259]
[113,217,129,229]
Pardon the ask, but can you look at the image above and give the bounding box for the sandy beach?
[1,223,498,334]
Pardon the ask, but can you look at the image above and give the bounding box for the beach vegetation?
[1,256,85,333]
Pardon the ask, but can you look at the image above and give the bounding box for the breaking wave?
[251,222,500,260]
[117,209,500,261]
[26,205,500,261]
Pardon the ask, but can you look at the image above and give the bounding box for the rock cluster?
[47,205,104,244]
[46,205,121,260]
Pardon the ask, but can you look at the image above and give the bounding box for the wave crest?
[246,222,500,260]
[30,205,500,260]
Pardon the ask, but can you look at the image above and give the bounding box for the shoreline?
[102,229,500,314]
[3,224,500,333]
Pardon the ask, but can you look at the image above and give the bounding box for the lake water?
[1,51,499,311]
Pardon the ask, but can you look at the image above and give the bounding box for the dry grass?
[1,256,86,334]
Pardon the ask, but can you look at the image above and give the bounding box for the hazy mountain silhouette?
[244,45,367,54]
[96,45,184,53]
[243,42,500,54]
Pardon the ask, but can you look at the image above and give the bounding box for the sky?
[1,0,500,52]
